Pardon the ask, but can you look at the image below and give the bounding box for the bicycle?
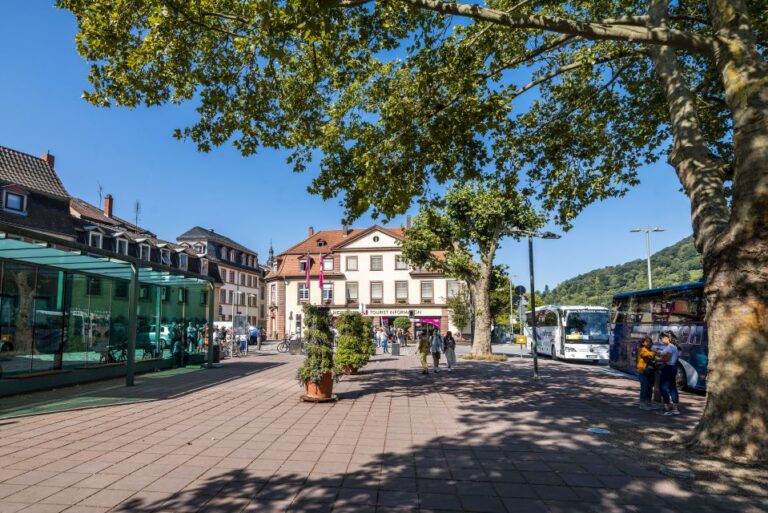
[276,340,289,353]
[99,345,127,364]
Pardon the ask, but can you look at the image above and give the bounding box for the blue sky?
[0,2,695,290]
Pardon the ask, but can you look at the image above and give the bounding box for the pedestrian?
[658,331,681,415]
[636,336,657,410]
[418,332,430,374]
[443,331,456,372]
[430,330,443,373]
[382,332,389,353]
[397,327,406,347]
[239,332,247,356]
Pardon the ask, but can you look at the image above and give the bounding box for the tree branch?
[482,34,578,80]
[396,0,716,55]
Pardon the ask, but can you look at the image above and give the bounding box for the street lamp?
[630,227,664,289]
[509,229,561,381]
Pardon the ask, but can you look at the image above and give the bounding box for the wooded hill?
[545,236,703,307]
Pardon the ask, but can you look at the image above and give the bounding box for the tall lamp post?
[510,230,561,381]
[508,274,518,342]
[630,227,664,289]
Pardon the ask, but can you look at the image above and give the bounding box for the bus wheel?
[675,364,688,391]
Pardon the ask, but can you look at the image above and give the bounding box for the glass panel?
[371,256,383,271]
[31,268,66,372]
[447,280,459,298]
[6,193,24,211]
[346,282,358,302]
[346,256,357,271]
[421,281,433,301]
[0,263,37,376]
[395,256,408,270]
[563,310,609,340]
[396,281,408,300]
[371,282,383,301]
[322,284,333,301]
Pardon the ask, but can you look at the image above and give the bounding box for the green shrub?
[297,305,337,385]
[334,312,372,372]
[393,316,412,332]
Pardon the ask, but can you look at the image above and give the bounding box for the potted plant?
[297,304,337,400]
[334,312,373,375]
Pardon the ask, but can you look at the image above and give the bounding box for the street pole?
[528,236,539,381]
[509,276,514,341]
[630,227,664,289]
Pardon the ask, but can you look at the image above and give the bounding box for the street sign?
[514,285,526,296]
[515,335,527,345]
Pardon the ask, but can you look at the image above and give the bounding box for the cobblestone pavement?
[0,352,765,513]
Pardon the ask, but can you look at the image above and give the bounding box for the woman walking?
[430,330,443,373]
[636,337,656,410]
[658,331,681,415]
[418,333,430,375]
[443,331,457,372]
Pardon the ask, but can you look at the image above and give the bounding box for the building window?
[229,270,235,283]
[447,280,460,299]
[395,255,409,270]
[228,290,234,304]
[194,243,206,255]
[323,257,333,271]
[3,191,26,213]
[260,305,265,318]
[220,247,228,259]
[346,256,358,271]
[178,288,187,304]
[140,244,151,261]
[396,281,409,303]
[421,281,434,303]
[371,281,383,303]
[220,289,226,304]
[298,283,309,302]
[322,283,333,303]
[160,249,171,266]
[370,255,383,271]
[179,253,188,271]
[116,238,128,255]
[242,254,247,265]
[270,284,277,305]
[346,282,358,304]
[200,259,208,276]
[240,273,246,286]
[299,258,308,272]
[230,249,236,261]
[88,232,103,249]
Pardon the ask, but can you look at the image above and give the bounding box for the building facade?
[177,227,266,329]
[0,146,211,391]
[266,225,466,340]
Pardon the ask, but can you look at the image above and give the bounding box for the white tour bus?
[524,305,610,362]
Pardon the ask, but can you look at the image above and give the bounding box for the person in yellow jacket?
[418,333,430,375]
[637,337,657,410]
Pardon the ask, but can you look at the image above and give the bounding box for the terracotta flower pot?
[305,372,334,399]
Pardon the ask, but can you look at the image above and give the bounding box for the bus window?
[542,311,558,327]
[565,311,609,339]
[612,297,630,324]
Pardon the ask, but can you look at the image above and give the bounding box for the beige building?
[266,225,467,339]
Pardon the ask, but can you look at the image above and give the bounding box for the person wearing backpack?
[636,337,657,410]
[429,330,443,373]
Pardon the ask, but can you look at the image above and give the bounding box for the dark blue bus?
[609,282,708,391]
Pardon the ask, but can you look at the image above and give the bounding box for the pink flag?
[319,253,324,289]
[304,252,310,289]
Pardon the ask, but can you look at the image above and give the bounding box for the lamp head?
[540,231,561,240]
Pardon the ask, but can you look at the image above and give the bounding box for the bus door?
[538,310,558,356]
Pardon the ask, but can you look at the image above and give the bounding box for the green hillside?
[546,236,703,307]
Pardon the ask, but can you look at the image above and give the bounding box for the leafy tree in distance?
[446,286,470,340]
[399,181,543,356]
[59,0,768,461]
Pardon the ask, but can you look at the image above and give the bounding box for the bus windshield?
[563,311,609,341]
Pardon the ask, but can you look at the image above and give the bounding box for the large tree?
[59,0,768,461]
[399,182,542,356]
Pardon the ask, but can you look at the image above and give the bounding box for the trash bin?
[213,344,220,363]
[391,343,401,356]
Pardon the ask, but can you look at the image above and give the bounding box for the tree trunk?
[685,1,768,462]
[469,267,493,356]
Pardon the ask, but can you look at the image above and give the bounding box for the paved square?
[0,351,765,512]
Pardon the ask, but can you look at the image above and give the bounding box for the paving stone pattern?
[0,352,764,513]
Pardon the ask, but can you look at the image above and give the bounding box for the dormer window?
[230,249,236,261]
[242,254,247,266]
[317,239,327,247]
[220,247,228,259]
[3,190,27,214]
[88,232,103,249]
[160,249,171,266]
[179,253,188,270]
[299,258,308,272]
[194,243,206,255]
[140,244,151,261]
[116,238,128,255]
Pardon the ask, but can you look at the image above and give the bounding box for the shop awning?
[0,232,208,287]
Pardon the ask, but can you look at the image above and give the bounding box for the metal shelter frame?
[0,225,217,386]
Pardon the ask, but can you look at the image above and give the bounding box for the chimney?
[342,223,349,236]
[40,152,55,169]
[406,215,412,229]
[104,194,114,218]
[309,226,314,237]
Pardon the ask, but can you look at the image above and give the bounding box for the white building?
[266,225,467,339]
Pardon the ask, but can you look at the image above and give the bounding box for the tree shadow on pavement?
[105,357,766,513]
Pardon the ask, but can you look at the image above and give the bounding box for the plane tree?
[58,0,768,461]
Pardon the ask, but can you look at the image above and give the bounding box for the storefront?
[0,228,214,396]
[329,307,448,338]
